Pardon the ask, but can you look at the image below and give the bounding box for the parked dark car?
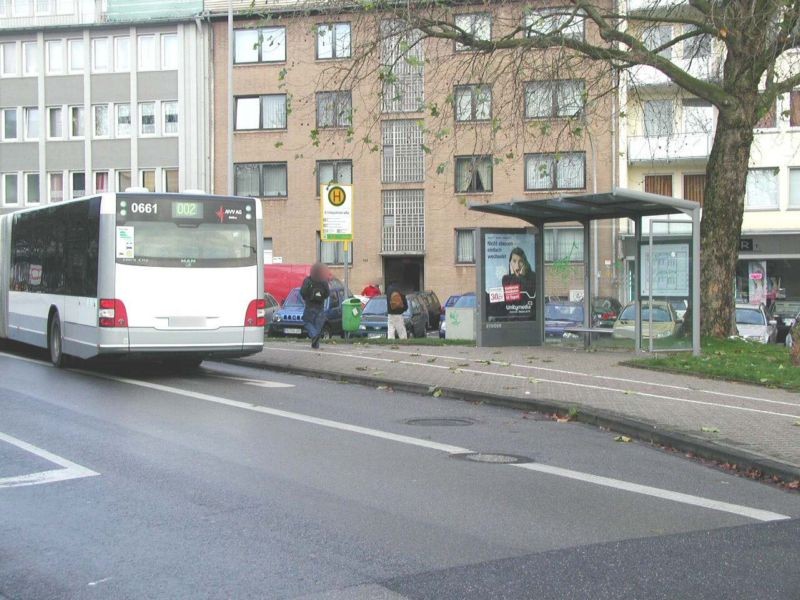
[262,292,280,329]
[545,302,585,338]
[267,278,349,338]
[592,296,623,328]
[354,295,427,338]
[408,290,441,331]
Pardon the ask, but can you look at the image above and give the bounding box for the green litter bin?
[342,297,364,333]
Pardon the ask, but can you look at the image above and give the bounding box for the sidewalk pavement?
[233,339,800,483]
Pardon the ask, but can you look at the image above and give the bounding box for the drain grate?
[404,418,475,427]
[451,452,532,464]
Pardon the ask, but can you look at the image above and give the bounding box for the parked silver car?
[735,304,777,344]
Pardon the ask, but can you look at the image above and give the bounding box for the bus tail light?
[99,299,128,327]
[245,299,266,327]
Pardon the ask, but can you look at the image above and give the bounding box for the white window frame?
[13,0,32,17]
[139,101,157,136]
[25,172,40,205]
[790,167,800,209]
[92,37,109,72]
[2,172,20,206]
[94,170,109,193]
[67,38,83,73]
[525,152,586,191]
[1,41,18,77]
[454,13,491,51]
[137,34,156,71]
[117,170,132,192]
[1,107,19,141]
[23,41,38,76]
[316,22,351,60]
[162,100,178,135]
[70,170,86,199]
[745,168,779,211]
[46,39,64,75]
[48,171,64,202]
[47,105,64,140]
[233,27,286,64]
[24,106,39,140]
[70,105,84,139]
[161,33,178,69]
[114,36,130,72]
[163,168,179,192]
[92,103,110,138]
[140,169,156,192]
[115,103,131,138]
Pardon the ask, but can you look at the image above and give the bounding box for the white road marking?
[87,577,113,587]
[263,346,800,419]
[201,372,296,388]
[0,431,99,489]
[66,365,791,523]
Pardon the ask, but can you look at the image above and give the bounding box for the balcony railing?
[628,132,713,163]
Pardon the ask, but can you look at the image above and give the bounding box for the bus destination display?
[172,201,204,219]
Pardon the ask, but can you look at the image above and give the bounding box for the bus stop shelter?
[470,188,701,356]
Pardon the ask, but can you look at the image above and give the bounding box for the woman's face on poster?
[510,253,527,276]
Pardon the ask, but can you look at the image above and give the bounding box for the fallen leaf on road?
[355,366,368,371]
[458,363,470,367]
[759,378,768,383]
[528,377,539,384]
[432,388,443,398]
[390,345,399,349]
[793,421,800,427]
[700,426,720,433]
[426,357,437,363]
[787,480,800,489]
[614,435,633,443]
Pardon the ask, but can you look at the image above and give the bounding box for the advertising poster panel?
[484,231,536,321]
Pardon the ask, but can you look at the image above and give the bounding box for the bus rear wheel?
[49,315,65,368]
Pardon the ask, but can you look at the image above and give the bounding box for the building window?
[164,168,178,192]
[1,42,17,77]
[455,156,493,193]
[234,163,288,198]
[683,25,711,59]
[382,120,424,183]
[92,37,109,72]
[317,23,351,59]
[140,170,155,192]
[454,13,491,51]
[454,85,491,122]
[13,0,33,16]
[115,103,131,137]
[3,173,19,205]
[94,171,108,193]
[682,98,713,133]
[544,228,584,262]
[789,168,800,208]
[525,152,585,191]
[755,96,776,129]
[24,107,39,140]
[25,173,39,204]
[317,160,352,191]
[70,106,84,138]
[48,106,63,139]
[263,237,273,264]
[137,35,156,70]
[644,174,673,197]
[455,229,476,264]
[68,39,83,73]
[49,172,63,202]
[139,102,156,135]
[643,25,673,59]
[316,91,352,128]
[161,34,178,69]
[683,174,706,206]
[114,36,129,71]
[380,21,424,113]
[643,100,674,136]
[317,232,351,265]
[93,104,109,137]
[117,170,131,192]
[525,80,585,119]
[234,27,286,64]
[162,101,178,135]
[46,39,63,74]
[2,108,17,141]
[524,7,585,40]
[745,168,778,210]
[382,189,424,254]
[71,172,85,199]
[23,41,38,76]
[234,95,287,130]
[790,90,800,128]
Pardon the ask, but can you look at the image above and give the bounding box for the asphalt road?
[1,343,800,599]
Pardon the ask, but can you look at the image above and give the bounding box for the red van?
[264,264,311,305]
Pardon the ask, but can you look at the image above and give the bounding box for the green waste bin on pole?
[342,298,364,339]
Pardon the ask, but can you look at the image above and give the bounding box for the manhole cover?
[404,418,475,427]
[451,453,532,464]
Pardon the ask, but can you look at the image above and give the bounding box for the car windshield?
[619,305,672,322]
[363,298,388,315]
[545,304,584,321]
[736,308,766,325]
[283,289,304,307]
[454,294,476,308]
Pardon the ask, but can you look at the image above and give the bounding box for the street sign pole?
[321,184,354,294]
[343,240,350,294]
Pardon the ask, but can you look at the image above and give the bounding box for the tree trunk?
[700,115,754,338]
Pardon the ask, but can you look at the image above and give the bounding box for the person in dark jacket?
[386,284,408,339]
[300,262,330,349]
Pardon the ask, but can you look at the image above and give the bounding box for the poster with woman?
[484,232,536,321]
[748,261,767,305]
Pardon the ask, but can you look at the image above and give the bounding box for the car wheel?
[49,313,66,368]
[321,325,332,340]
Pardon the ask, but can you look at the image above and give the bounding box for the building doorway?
[383,257,423,293]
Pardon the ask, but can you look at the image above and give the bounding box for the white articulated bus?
[0,192,264,367]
